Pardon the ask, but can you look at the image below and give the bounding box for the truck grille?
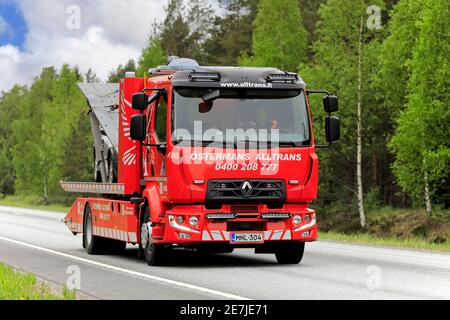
[206,180,286,202]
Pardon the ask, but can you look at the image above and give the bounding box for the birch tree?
[302,0,384,227]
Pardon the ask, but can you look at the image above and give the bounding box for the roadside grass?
[319,231,450,253]
[318,207,450,253]
[0,263,76,300]
[0,195,70,212]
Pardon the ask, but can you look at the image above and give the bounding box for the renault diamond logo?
[241,181,253,197]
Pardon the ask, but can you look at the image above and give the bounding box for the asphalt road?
[0,205,449,300]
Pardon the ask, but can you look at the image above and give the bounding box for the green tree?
[298,0,326,58]
[187,0,215,62]
[389,0,450,214]
[41,65,85,201]
[204,0,258,66]
[60,109,93,187]
[0,86,27,195]
[107,59,136,83]
[376,0,425,120]
[160,0,193,58]
[12,68,55,199]
[136,36,167,77]
[240,0,308,71]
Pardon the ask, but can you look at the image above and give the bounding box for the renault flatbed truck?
[62,57,340,266]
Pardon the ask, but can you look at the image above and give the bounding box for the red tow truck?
[62,57,340,266]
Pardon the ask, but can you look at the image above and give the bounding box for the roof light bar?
[266,73,299,84]
[206,213,236,220]
[189,72,221,82]
[261,213,291,219]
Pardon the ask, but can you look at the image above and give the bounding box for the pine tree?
[160,0,192,58]
[203,0,258,65]
[187,0,215,62]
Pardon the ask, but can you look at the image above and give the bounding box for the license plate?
[230,232,264,244]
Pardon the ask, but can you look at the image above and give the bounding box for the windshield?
[173,89,311,148]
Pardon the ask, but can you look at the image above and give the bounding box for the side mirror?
[130,114,146,141]
[132,93,148,111]
[326,116,341,143]
[323,95,339,113]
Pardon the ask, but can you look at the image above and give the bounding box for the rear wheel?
[140,207,167,266]
[275,242,305,265]
[83,204,125,254]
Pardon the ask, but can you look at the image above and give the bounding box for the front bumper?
[159,204,318,244]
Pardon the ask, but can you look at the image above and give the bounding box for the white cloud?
[0,0,168,92]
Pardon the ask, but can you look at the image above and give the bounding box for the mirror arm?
[307,90,331,96]
[316,143,332,149]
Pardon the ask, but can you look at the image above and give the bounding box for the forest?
[0,0,448,236]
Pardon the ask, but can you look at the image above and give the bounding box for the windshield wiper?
[278,141,298,147]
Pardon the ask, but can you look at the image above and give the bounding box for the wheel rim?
[86,211,93,247]
[141,222,153,253]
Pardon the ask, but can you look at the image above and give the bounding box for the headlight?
[189,216,199,226]
[304,215,311,223]
[177,216,185,224]
[293,215,302,225]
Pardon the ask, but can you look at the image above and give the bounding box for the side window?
[155,98,167,143]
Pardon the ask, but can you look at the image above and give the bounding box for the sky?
[0,0,221,93]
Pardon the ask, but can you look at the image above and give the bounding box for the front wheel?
[275,242,305,265]
[140,207,167,266]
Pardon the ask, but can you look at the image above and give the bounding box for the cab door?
[145,88,169,200]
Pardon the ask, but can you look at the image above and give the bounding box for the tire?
[83,204,126,255]
[275,242,305,265]
[84,204,106,254]
[140,207,166,266]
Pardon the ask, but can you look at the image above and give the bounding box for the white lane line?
[0,236,250,300]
